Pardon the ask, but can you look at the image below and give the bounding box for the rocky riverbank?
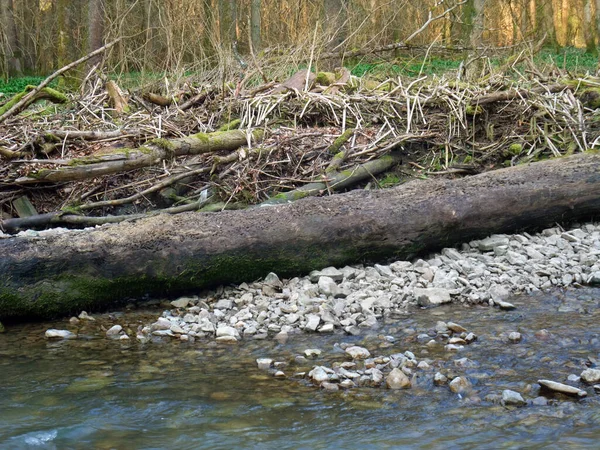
[131,223,600,343]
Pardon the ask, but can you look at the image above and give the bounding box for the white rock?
[153,317,172,330]
[386,368,411,389]
[538,379,587,397]
[256,358,273,370]
[318,323,335,333]
[216,325,239,338]
[508,331,522,342]
[45,329,76,339]
[304,314,321,331]
[449,376,471,393]
[304,349,322,359]
[414,288,451,307]
[581,368,600,384]
[106,325,122,337]
[345,346,371,360]
[171,298,190,308]
[478,235,509,251]
[502,389,526,406]
[78,311,95,321]
[309,366,330,384]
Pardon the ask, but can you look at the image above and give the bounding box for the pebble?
[105,325,122,337]
[508,332,522,343]
[580,368,600,384]
[385,368,411,389]
[538,379,587,398]
[502,389,526,406]
[45,329,76,339]
[304,349,322,359]
[345,346,371,360]
[449,376,471,393]
[256,358,273,370]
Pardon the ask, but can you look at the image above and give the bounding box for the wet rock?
[264,272,283,288]
[273,370,286,378]
[319,323,335,333]
[78,311,95,321]
[304,349,322,359]
[309,366,330,384]
[496,300,516,310]
[508,332,522,343]
[386,368,411,389]
[449,376,471,393]
[106,325,122,337]
[447,322,467,333]
[538,379,587,397]
[345,346,371,360]
[502,390,526,406]
[321,381,339,391]
[414,288,451,307]
[256,358,273,370]
[580,368,600,384]
[153,317,172,330]
[216,335,238,343]
[216,325,239,339]
[434,372,448,385]
[532,396,548,406]
[45,329,76,339]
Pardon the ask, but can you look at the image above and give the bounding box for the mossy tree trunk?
[2,153,600,320]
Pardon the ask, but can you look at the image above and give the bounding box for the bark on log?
[2,152,600,320]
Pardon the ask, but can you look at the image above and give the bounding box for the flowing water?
[1,288,600,449]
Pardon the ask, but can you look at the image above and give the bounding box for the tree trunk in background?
[203,0,215,56]
[535,0,558,49]
[461,0,476,45]
[323,0,348,69]
[0,0,23,77]
[88,0,105,67]
[583,0,598,54]
[251,0,261,52]
[219,0,237,45]
[463,0,485,80]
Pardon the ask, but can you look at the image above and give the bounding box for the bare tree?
[583,0,598,55]
[0,0,23,77]
[251,0,261,52]
[88,0,106,67]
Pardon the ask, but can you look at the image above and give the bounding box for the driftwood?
[1,152,600,320]
[10,128,262,185]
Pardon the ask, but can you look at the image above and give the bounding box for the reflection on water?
[1,288,599,449]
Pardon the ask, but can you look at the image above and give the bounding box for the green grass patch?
[0,76,58,94]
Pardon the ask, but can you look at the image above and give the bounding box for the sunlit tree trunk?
[534,0,558,49]
[583,0,598,55]
[0,0,23,77]
[251,0,261,52]
[463,0,485,80]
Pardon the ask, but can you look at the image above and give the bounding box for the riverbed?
[1,287,599,449]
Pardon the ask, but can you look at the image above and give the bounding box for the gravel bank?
[135,222,600,343]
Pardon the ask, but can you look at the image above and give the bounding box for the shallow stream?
[1,288,599,449]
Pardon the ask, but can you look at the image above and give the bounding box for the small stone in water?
[318,323,335,333]
[434,372,448,385]
[78,311,95,321]
[502,389,526,406]
[304,314,321,332]
[273,370,286,378]
[449,376,471,394]
[256,358,273,370]
[508,332,522,343]
[538,379,587,398]
[580,368,600,384]
[304,349,322,359]
[496,300,516,310]
[386,368,411,389]
[45,329,76,339]
[106,325,122,337]
[345,346,371,360]
[447,321,467,333]
[321,381,339,391]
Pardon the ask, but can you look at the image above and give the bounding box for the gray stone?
[264,272,283,288]
[304,314,321,332]
[45,329,76,339]
[414,288,451,307]
[78,311,95,321]
[496,300,516,310]
[153,317,172,330]
[538,379,587,397]
[449,376,471,393]
[106,325,123,337]
[442,248,463,261]
[318,276,339,297]
[580,368,600,384]
[309,366,330,384]
[345,346,371,360]
[309,267,344,283]
[304,349,322,359]
[214,299,233,310]
[508,332,522,343]
[502,389,526,406]
[170,324,185,334]
[386,368,411,389]
[374,264,394,278]
[216,325,239,338]
[256,358,273,370]
[171,298,190,308]
[447,322,467,333]
[478,235,509,251]
[434,372,448,385]
[319,323,335,333]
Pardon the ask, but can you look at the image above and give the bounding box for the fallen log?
[2,152,600,320]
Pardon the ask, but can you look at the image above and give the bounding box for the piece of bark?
[106,80,129,114]
[2,152,600,320]
[143,92,173,107]
[272,69,316,94]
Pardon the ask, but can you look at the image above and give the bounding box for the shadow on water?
[1,287,599,449]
